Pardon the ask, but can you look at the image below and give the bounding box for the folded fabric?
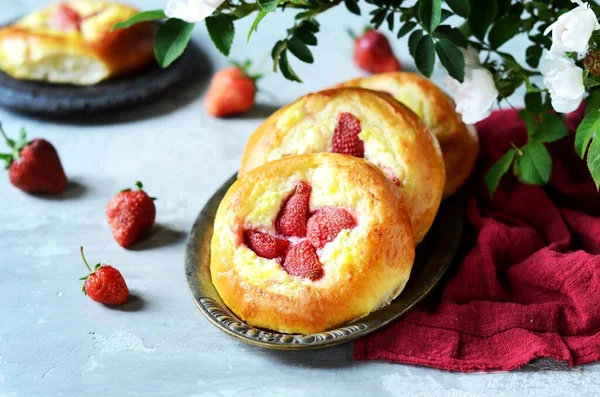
[354,106,600,371]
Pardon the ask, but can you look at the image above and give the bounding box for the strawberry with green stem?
[106,181,157,248]
[350,28,401,74]
[0,123,68,195]
[79,246,129,305]
[205,60,263,118]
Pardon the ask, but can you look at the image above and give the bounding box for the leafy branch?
[115,0,600,192]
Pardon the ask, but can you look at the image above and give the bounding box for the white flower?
[165,0,224,23]
[540,53,585,113]
[444,47,498,124]
[544,0,600,54]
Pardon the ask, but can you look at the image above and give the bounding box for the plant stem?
[80,246,92,273]
[0,123,10,147]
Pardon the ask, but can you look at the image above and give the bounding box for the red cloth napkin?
[354,106,600,372]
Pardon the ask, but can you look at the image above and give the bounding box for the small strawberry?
[307,207,357,249]
[0,124,68,195]
[79,247,129,305]
[51,3,82,32]
[332,112,364,157]
[282,240,324,280]
[204,61,262,118]
[244,230,289,259]
[353,28,401,74]
[106,181,156,248]
[277,182,312,237]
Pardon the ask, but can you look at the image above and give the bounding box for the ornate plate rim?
[185,173,464,350]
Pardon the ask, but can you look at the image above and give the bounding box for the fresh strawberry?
[277,182,312,237]
[204,61,261,118]
[0,124,68,195]
[51,3,82,31]
[353,29,401,74]
[307,207,357,249]
[106,181,156,248]
[282,240,324,280]
[244,230,290,259]
[79,247,129,305]
[332,112,364,157]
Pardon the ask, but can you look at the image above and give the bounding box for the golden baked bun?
[0,1,155,85]
[336,72,479,197]
[239,87,445,243]
[211,153,415,334]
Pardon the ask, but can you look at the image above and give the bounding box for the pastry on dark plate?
[0,1,155,85]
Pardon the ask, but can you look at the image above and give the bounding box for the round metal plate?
[0,25,207,117]
[185,174,464,350]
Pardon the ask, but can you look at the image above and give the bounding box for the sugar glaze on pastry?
[211,154,415,334]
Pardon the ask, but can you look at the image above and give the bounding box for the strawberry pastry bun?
[211,154,415,334]
[239,87,445,243]
[336,72,479,198]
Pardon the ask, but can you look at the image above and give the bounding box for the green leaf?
[575,109,600,158]
[524,92,542,114]
[408,29,424,59]
[397,21,417,38]
[295,30,317,46]
[154,19,195,68]
[586,89,600,115]
[344,0,361,16]
[418,0,442,33]
[496,0,512,17]
[433,25,467,48]
[271,40,286,72]
[278,50,302,82]
[248,10,269,41]
[305,20,319,33]
[370,9,386,28]
[518,109,537,136]
[112,9,165,31]
[386,12,395,31]
[485,148,516,196]
[469,0,498,40]
[206,15,235,57]
[258,0,278,12]
[445,0,470,17]
[287,37,314,63]
[488,15,520,49]
[435,39,465,83]
[587,136,600,189]
[515,141,552,185]
[585,77,600,89]
[532,113,568,143]
[414,35,435,77]
[440,9,453,23]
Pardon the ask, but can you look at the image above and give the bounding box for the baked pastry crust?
[239,87,445,243]
[0,1,155,85]
[211,153,415,334]
[336,72,479,198]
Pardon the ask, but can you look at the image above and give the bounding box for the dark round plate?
[0,31,205,117]
[185,174,464,350]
